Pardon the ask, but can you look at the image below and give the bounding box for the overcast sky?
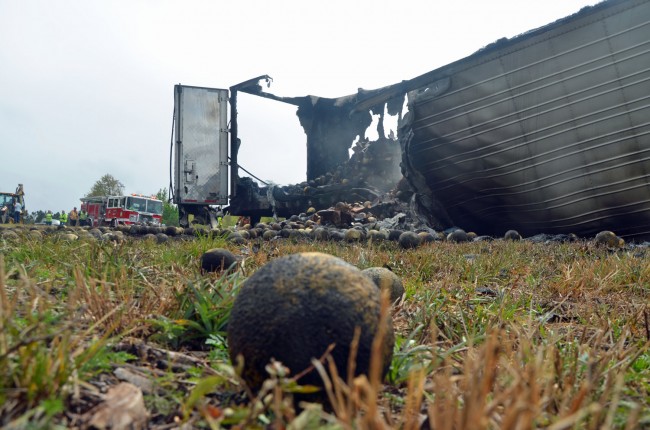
[0,0,599,213]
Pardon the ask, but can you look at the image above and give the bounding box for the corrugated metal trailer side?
[403,0,650,239]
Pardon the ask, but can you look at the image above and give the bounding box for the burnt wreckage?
[225,82,406,223]
[173,0,650,240]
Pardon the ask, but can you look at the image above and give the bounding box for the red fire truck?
[80,194,163,227]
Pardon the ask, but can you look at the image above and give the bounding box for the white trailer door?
[174,85,229,205]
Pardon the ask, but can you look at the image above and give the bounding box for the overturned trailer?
[172,0,650,239]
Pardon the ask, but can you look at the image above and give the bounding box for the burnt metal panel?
[403,0,650,239]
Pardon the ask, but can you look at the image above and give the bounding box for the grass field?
[0,224,648,429]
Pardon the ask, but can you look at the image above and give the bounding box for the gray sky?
[0,0,598,213]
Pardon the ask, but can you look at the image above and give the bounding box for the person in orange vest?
[69,207,79,226]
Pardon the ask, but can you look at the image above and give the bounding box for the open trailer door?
[173,85,229,225]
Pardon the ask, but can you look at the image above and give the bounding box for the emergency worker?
[79,210,88,226]
[60,210,68,225]
[69,207,79,226]
[45,210,53,225]
[216,209,223,227]
[13,200,22,224]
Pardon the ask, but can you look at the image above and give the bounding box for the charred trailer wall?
[295,96,372,181]
[400,0,650,240]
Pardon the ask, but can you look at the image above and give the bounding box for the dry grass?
[0,226,648,428]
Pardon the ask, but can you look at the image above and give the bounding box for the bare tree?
[86,174,125,197]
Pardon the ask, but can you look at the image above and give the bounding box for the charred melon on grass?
[361,267,405,303]
[200,248,238,274]
[227,252,395,398]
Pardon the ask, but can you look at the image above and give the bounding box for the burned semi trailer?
[172,0,650,239]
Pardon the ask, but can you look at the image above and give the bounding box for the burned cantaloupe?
[361,267,405,303]
[200,248,238,274]
[227,252,394,395]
